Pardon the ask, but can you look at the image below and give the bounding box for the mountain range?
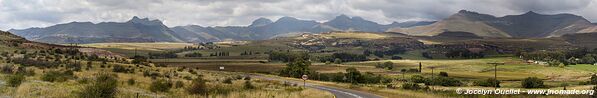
[9,15,433,44]
[9,10,597,44]
[389,10,597,38]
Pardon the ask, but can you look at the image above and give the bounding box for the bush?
[375,62,394,70]
[473,78,500,87]
[7,74,25,87]
[426,76,462,86]
[410,75,427,83]
[334,58,342,64]
[244,76,251,80]
[78,73,118,98]
[592,86,597,98]
[243,81,255,89]
[591,74,597,85]
[401,82,422,90]
[439,72,448,77]
[41,70,72,82]
[184,52,203,57]
[149,79,172,92]
[223,78,233,84]
[175,81,184,88]
[78,77,90,84]
[112,65,131,73]
[187,78,208,95]
[127,78,135,85]
[522,77,544,88]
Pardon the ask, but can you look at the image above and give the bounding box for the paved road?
[250,74,383,98]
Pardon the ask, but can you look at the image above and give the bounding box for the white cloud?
[0,0,595,30]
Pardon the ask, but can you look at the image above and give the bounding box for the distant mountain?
[248,18,273,27]
[384,21,436,28]
[11,15,435,44]
[321,15,384,32]
[389,10,597,38]
[9,16,183,44]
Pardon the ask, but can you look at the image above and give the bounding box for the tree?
[345,67,362,85]
[522,77,544,88]
[279,59,312,78]
[334,58,342,64]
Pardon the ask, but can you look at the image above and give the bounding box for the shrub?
[375,62,394,70]
[7,74,25,87]
[590,74,597,85]
[78,77,90,84]
[149,79,172,92]
[112,65,131,73]
[243,81,255,89]
[127,78,135,85]
[522,77,544,88]
[410,75,427,83]
[426,76,462,86]
[244,76,251,80]
[401,82,422,90]
[439,72,448,77]
[592,86,597,98]
[223,78,233,84]
[78,73,118,98]
[334,58,342,64]
[473,78,500,87]
[187,78,208,95]
[184,52,203,57]
[41,70,72,82]
[174,81,184,88]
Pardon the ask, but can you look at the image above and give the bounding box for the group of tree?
[184,52,203,57]
[444,48,485,59]
[268,51,309,62]
[409,74,462,86]
[240,51,259,56]
[148,51,178,59]
[209,51,230,57]
[520,48,597,66]
[306,68,391,84]
[375,61,394,70]
[364,47,407,58]
[317,53,367,63]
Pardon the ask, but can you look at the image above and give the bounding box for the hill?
[12,15,434,44]
[9,16,184,44]
[389,10,597,38]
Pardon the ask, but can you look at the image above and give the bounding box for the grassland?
[79,42,194,51]
[0,61,334,98]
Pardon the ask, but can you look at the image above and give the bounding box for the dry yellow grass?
[79,42,194,51]
[323,32,388,39]
[0,61,334,98]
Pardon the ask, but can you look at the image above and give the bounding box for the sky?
[1,0,597,30]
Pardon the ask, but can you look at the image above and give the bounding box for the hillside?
[389,10,597,38]
[9,16,184,44]
[11,15,434,44]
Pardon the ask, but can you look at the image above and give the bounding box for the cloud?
[1,0,596,30]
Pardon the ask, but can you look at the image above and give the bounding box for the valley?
[2,4,597,98]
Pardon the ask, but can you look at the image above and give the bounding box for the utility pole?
[427,66,437,90]
[487,62,504,89]
[419,62,422,73]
